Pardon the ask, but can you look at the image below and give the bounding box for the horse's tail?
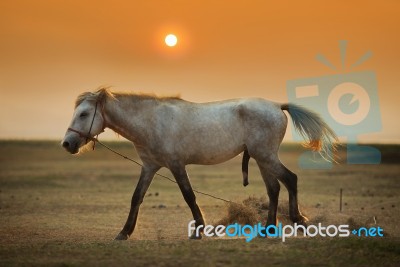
[281,103,338,160]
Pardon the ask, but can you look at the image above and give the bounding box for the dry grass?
[214,196,264,226]
[214,196,298,225]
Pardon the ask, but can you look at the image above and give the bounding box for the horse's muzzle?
[61,138,79,154]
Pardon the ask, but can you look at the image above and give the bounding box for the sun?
[165,34,178,47]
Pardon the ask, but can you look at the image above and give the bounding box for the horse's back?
[182,97,282,119]
[164,98,283,132]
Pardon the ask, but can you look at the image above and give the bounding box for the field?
[1,141,399,266]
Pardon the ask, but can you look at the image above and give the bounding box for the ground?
[0,141,399,266]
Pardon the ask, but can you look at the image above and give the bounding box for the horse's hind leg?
[242,149,250,186]
[277,164,308,226]
[169,163,205,239]
[255,159,281,228]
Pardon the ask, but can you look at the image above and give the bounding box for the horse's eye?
[80,112,88,118]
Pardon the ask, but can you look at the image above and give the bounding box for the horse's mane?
[75,87,181,108]
[74,87,113,108]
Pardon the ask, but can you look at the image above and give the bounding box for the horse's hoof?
[299,220,308,227]
[189,232,202,240]
[298,215,309,226]
[115,232,129,240]
[293,216,309,232]
[243,181,249,187]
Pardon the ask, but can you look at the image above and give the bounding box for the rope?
[93,138,232,203]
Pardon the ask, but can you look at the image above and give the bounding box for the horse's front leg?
[115,164,160,240]
[169,162,205,239]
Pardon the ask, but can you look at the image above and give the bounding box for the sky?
[0,0,399,142]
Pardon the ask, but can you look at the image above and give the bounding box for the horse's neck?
[104,97,152,144]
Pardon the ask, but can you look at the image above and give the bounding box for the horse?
[61,87,337,240]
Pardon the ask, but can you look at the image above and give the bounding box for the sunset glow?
[0,1,399,142]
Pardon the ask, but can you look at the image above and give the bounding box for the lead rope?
[91,137,232,203]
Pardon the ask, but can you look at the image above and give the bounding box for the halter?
[67,101,105,150]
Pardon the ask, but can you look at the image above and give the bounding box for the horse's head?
[61,90,108,154]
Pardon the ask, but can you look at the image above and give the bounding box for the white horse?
[62,87,337,240]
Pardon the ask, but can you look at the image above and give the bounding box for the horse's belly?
[183,136,245,165]
[187,149,243,165]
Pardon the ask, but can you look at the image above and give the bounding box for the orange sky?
[0,0,399,142]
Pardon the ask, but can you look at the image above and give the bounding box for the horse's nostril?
[62,141,70,148]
